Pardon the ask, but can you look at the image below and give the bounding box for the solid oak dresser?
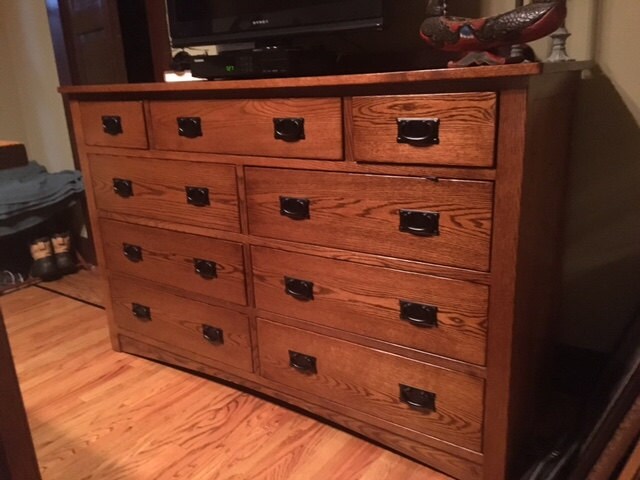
[61,63,583,480]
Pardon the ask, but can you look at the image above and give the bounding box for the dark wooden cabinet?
[60,63,584,480]
[0,311,41,480]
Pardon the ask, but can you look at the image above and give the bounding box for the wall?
[561,0,640,352]
[483,0,640,351]
[0,0,74,172]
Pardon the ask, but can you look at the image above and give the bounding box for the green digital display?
[225,65,235,72]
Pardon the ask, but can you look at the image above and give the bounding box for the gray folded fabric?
[0,198,78,237]
[0,161,84,220]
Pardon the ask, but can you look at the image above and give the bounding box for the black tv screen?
[167,0,384,47]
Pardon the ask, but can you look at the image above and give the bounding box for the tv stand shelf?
[61,64,585,480]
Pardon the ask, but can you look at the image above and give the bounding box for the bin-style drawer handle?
[185,186,210,207]
[280,196,310,221]
[284,277,314,302]
[177,117,202,138]
[202,325,224,345]
[113,178,133,198]
[131,303,151,321]
[399,210,440,237]
[399,301,438,328]
[274,118,305,142]
[102,115,123,136]
[194,259,217,279]
[400,384,436,412]
[123,243,143,262]
[397,118,440,146]
[289,350,317,374]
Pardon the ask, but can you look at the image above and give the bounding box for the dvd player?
[189,48,336,80]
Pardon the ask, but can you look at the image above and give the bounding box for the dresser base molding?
[118,334,484,480]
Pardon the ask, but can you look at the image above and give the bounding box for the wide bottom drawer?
[257,319,484,451]
[110,275,253,372]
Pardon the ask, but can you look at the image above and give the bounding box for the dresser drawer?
[252,246,488,365]
[100,219,247,306]
[89,154,240,232]
[246,168,494,271]
[149,98,343,160]
[110,275,253,372]
[79,101,148,149]
[258,319,484,451]
[351,93,496,167]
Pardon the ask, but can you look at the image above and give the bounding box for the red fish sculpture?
[420,0,567,66]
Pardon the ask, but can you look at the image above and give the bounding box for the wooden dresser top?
[59,62,590,97]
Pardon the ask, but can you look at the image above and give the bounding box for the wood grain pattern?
[36,268,105,307]
[79,101,148,149]
[120,334,484,479]
[619,437,640,480]
[246,167,494,271]
[68,100,122,351]
[252,245,489,365]
[89,153,240,232]
[60,66,587,480]
[82,145,499,181]
[59,64,549,96]
[109,274,253,372]
[99,218,247,306]
[586,396,640,480]
[97,209,493,285]
[1,287,453,480]
[352,93,496,167]
[149,98,344,160]
[483,74,580,480]
[482,87,528,480]
[258,319,485,451]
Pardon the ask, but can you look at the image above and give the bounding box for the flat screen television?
[166,0,384,48]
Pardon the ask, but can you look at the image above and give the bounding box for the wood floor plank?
[36,268,105,307]
[0,287,451,479]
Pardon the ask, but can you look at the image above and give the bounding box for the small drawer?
[252,246,488,365]
[351,93,496,167]
[79,101,148,149]
[258,319,484,451]
[89,154,240,232]
[245,168,494,271]
[110,275,253,372]
[148,98,343,160]
[100,219,247,306]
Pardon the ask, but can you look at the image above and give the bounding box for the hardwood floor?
[36,267,105,307]
[0,287,451,480]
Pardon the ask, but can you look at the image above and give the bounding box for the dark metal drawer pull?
[284,277,314,302]
[194,259,217,279]
[202,325,224,345]
[131,303,151,321]
[397,118,440,146]
[280,196,310,221]
[399,301,438,328]
[102,115,123,136]
[399,210,440,237]
[274,117,305,142]
[177,117,202,138]
[289,350,317,374]
[113,178,133,198]
[400,384,436,412]
[185,186,210,207]
[123,243,143,262]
